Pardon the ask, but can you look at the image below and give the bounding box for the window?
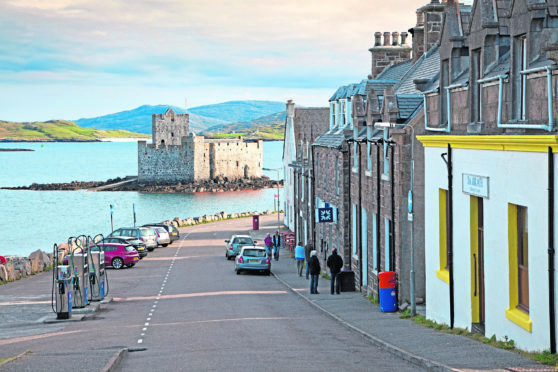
[335,158,340,195]
[472,49,482,123]
[506,204,532,332]
[367,127,372,172]
[385,218,391,271]
[383,129,390,176]
[437,189,449,283]
[513,36,527,121]
[341,100,346,127]
[353,140,358,170]
[352,204,358,256]
[330,102,336,128]
[441,59,449,125]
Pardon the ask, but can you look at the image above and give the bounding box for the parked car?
[99,237,147,258]
[143,223,179,243]
[108,227,157,251]
[144,226,170,247]
[235,246,271,275]
[63,243,139,269]
[225,235,257,260]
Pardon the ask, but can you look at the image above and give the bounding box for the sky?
[1,0,435,122]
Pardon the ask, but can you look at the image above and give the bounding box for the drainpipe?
[358,140,363,288]
[442,144,454,329]
[344,143,352,269]
[311,146,316,248]
[495,66,556,131]
[388,141,396,272]
[549,147,556,354]
[373,139,383,297]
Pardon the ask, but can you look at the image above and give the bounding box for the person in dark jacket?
[326,248,343,295]
[272,231,281,261]
[304,240,314,279]
[308,250,320,294]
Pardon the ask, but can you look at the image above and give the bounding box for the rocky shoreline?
[2,176,283,193]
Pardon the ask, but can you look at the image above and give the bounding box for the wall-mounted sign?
[317,207,334,223]
[462,174,489,198]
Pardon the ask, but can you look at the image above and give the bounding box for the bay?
[0,141,284,257]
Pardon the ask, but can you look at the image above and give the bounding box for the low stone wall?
[0,210,278,284]
[164,209,277,228]
[0,250,54,283]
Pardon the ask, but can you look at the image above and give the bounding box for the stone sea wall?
[0,209,278,284]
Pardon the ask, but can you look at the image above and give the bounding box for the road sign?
[318,207,334,223]
[408,190,413,213]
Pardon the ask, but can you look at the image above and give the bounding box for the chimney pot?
[400,32,409,46]
[392,32,400,46]
[374,32,382,46]
[383,32,391,46]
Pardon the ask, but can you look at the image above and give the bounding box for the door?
[471,197,485,335]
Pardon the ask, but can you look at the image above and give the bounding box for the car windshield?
[125,245,136,252]
[243,249,265,257]
[235,237,253,244]
[156,227,166,234]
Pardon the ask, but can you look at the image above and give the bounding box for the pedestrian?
[326,248,343,295]
[294,241,305,277]
[304,240,314,279]
[272,231,281,261]
[308,250,320,294]
[264,233,273,257]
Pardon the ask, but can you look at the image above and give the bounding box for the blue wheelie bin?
[379,271,397,312]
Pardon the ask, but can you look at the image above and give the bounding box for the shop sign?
[462,174,489,198]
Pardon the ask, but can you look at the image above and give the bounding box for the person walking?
[294,241,305,277]
[327,248,343,295]
[308,250,320,294]
[304,240,314,279]
[264,233,273,258]
[272,231,281,261]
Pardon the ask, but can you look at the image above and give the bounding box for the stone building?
[138,108,263,183]
[419,0,558,351]
[282,101,329,242]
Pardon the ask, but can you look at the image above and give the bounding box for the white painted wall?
[424,146,558,351]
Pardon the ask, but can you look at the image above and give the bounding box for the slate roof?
[313,130,350,148]
[293,107,330,140]
[396,95,425,119]
[483,52,510,80]
[376,59,414,81]
[394,46,440,95]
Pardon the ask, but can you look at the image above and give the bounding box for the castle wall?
[138,136,263,183]
[152,109,189,146]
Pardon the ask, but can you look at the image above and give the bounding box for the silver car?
[108,227,158,251]
[235,246,271,276]
[152,226,170,247]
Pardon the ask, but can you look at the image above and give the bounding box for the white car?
[149,226,170,247]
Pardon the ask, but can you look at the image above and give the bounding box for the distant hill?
[0,120,150,141]
[204,111,286,139]
[74,100,286,135]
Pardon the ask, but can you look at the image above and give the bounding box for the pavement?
[0,213,556,371]
[250,215,556,372]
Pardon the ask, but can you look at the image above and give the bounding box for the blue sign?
[318,207,334,223]
[408,191,413,213]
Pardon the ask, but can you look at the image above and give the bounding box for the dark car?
[100,237,147,258]
[143,223,179,243]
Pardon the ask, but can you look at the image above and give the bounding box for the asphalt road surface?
[0,217,422,371]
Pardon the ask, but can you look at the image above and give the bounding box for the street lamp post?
[375,122,416,316]
[263,167,282,232]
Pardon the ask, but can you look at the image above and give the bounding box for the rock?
[29,249,52,270]
[0,264,9,282]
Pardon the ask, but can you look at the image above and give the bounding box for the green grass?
[0,120,150,141]
[400,311,558,366]
[367,294,379,304]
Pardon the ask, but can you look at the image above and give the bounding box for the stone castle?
[138,108,263,183]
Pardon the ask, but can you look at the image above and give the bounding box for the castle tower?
[368,31,412,79]
[152,108,189,146]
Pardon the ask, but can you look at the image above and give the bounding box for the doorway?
[471,196,485,335]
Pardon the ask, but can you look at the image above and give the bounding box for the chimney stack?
[368,30,412,79]
[400,32,409,46]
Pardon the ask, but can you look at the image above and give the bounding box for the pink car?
[63,243,139,269]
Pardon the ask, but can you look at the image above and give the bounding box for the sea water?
[0,141,283,256]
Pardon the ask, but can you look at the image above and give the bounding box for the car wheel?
[112,257,124,269]
[266,270,271,276]
[236,269,241,275]
[126,263,135,268]
[162,244,168,247]
[147,248,154,252]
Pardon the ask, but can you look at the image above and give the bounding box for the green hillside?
[0,120,150,141]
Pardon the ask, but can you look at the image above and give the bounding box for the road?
[0,216,422,371]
